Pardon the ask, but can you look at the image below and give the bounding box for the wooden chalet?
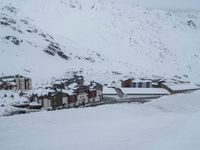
[88,89,97,103]
[73,85,89,106]
[68,94,77,107]
[88,82,103,102]
[121,79,133,87]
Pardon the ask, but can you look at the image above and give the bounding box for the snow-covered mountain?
[1,0,200,85]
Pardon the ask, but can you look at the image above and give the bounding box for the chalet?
[121,78,153,88]
[31,88,68,109]
[88,89,97,103]
[121,79,133,87]
[88,82,103,103]
[73,84,89,106]
[0,75,32,91]
[120,88,170,98]
[62,89,77,108]
[68,94,77,107]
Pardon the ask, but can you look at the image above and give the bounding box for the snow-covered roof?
[2,78,15,82]
[61,89,74,95]
[33,88,55,97]
[107,83,116,87]
[163,83,200,91]
[33,87,76,96]
[121,77,132,81]
[89,89,96,92]
[121,88,170,95]
[54,80,63,84]
[9,81,17,85]
[29,102,41,106]
[89,81,101,89]
[132,80,152,83]
[121,78,152,83]
[68,83,78,90]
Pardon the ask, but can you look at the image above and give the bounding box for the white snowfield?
[0,90,200,150]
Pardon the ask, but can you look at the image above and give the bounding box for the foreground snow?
[0,90,200,150]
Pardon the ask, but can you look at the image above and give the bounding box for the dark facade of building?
[68,94,77,107]
[121,79,133,87]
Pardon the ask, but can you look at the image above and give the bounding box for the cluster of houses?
[29,81,103,110]
[1,74,200,111]
[0,75,32,91]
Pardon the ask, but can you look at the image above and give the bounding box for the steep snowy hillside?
[0,0,200,84]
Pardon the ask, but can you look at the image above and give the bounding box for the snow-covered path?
[0,91,200,150]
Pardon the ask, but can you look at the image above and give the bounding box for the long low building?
[103,87,170,100]
[121,88,170,97]
[103,87,118,99]
[161,83,200,94]
[120,88,170,95]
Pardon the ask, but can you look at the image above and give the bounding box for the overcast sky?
[124,0,200,11]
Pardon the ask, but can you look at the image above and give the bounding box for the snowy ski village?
[1,74,200,115]
[1,0,200,150]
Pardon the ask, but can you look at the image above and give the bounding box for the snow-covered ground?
[0,90,29,116]
[0,90,200,150]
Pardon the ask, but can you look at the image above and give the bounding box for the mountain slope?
[0,0,200,84]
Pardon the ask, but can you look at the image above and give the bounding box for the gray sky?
[124,0,200,11]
